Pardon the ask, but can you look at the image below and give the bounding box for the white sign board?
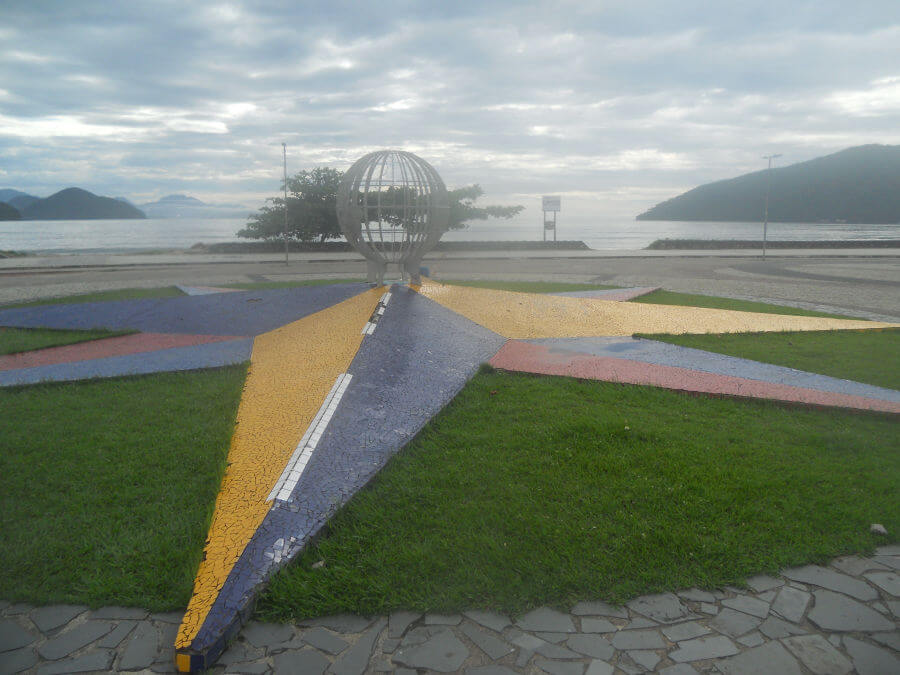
[542,195,561,212]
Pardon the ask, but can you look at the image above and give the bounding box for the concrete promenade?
[2,249,899,321]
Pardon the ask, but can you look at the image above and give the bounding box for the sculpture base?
[366,260,423,286]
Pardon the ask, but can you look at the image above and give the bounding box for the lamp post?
[283,142,289,265]
[762,153,781,259]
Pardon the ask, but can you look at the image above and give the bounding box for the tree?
[447,184,523,230]
[237,167,342,242]
[238,168,523,241]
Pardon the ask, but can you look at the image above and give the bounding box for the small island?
[139,194,249,219]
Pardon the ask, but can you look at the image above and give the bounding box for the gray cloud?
[1,0,898,226]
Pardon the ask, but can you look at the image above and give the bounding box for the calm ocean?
[1,216,898,254]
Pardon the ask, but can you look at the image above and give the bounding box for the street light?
[283,142,289,265]
[762,153,782,259]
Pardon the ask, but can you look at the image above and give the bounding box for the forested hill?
[636,144,900,224]
[21,188,145,220]
[0,202,21,220]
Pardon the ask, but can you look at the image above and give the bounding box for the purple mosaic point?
[0,283,371,336]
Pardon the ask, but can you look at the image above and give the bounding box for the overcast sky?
[1,0,898,221]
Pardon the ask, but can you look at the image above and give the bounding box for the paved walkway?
[2,548,897,674]
[1,248,897,272]
[2,253,898,322]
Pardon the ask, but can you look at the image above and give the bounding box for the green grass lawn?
[1,279,896,617]
[632,289,852,319]
[256,370,898,620]
[223,278,364,290]
[440,280,621,294]
[2,286,185,309]
[0,366,246,610]
[641,329,899,391]
[0,326,135,355]
[2,366,894,615]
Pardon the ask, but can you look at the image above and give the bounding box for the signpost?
[542,195,560,242]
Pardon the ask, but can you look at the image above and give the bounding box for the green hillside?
[0,202,21,220]
[21,188,146,220]
[637,144,900,224]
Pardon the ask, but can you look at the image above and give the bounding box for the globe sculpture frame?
[336,150,449,285]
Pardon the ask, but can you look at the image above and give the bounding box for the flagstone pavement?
[2,547,897,674]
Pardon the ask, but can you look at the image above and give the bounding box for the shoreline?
[4,237,900,259]
[647,238,900,250]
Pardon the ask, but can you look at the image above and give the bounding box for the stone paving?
[2,548,897,674]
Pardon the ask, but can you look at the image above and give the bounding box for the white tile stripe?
[267,372,353,502]
[360,292,392,335]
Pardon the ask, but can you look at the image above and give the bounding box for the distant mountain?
[0,188,36,203]
[22,188,146,220]
[0,189,40,211]
[8,194,40,210]
[140,193,249,218]
[636,144,900,224]
[161,194,204,205]
[0,202,21,220]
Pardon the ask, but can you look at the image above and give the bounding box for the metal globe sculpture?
[336,150,449,285]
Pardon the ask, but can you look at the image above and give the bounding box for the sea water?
[1,216,898,254]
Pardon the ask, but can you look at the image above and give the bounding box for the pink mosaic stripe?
[0,333,246,371]
[489,340,900,414]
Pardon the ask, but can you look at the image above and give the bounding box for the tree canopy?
[237,167,342,242]
[238,167,523,241]
[446,184,523,230]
